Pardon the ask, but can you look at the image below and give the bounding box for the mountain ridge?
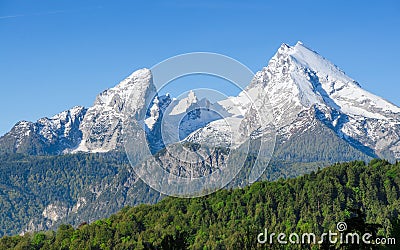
[1,42,399,161]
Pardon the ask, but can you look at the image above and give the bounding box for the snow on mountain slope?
[144,94,172,130]
[185,116,241,147]
[277,42,400,158]
[150,90,226,148]
[252,42,400,124]
[217,86,260,118]
[187,85,273,147]
[169,90,198,115]
[0,106,87,154]
[273,42,399,157]
[74,68,155,153]
[38,106,87,142]
[288,42,400,118]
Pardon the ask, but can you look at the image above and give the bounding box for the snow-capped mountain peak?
[290,42,400,118]
[258,42,400,122]
[94,68,152,109]
[74,68,155,153]
[288,41,354,85]
[256,42,400,158]
[169,90,198,115]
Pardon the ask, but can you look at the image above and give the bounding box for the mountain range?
[1,41,399,161]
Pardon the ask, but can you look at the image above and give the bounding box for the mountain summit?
[262,42,400,159]
[1,42,399,161]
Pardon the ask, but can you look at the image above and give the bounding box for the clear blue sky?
[1,0,400,136]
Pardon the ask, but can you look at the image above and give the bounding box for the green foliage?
[272,121,374,163]
[0,151,161,237]
[1,159,399,249]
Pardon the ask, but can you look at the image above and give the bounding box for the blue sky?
[1,0,399,136]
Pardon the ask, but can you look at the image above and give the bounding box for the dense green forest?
[0,152,162,236]
[1,159,399,249]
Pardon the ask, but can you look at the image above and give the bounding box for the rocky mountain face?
[74,68,156,153]
[0,106,87,155]
[264,42,400,159]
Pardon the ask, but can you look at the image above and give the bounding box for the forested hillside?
[1,159,399,249]
[0,133,372,238]
[0,152,161,236]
